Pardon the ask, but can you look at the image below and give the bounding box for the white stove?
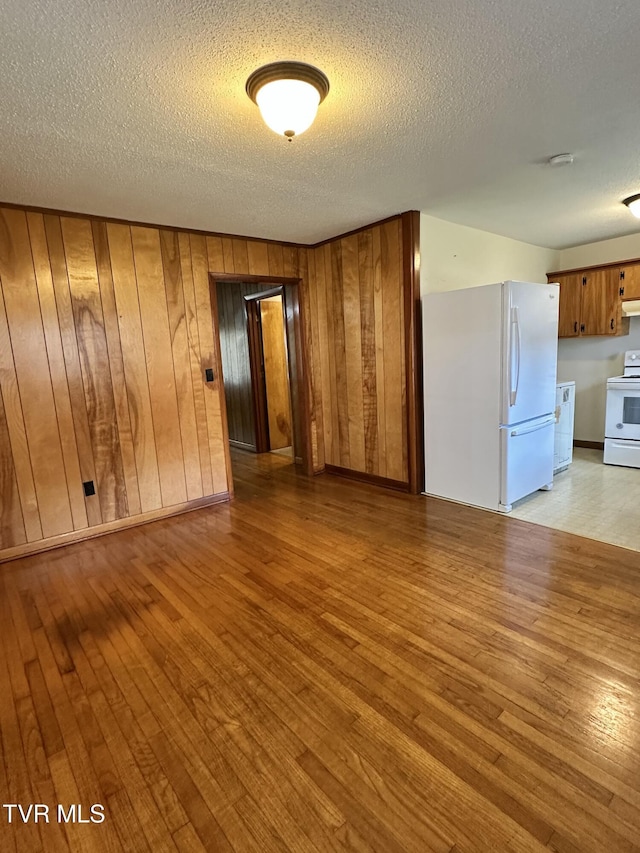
[604,350,640,467]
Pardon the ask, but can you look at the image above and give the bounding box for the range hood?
[622,300,640,317]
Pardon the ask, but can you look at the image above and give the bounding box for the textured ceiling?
[2,0,640,248]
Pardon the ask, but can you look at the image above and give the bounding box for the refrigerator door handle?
[509,415,555,437]
[509,306,521,406]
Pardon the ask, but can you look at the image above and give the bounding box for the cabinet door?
[620,263,640,300]
[552,273,581,337]
[581,269,609,335]
[605,268,626,335]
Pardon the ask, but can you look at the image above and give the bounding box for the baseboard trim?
[574,440,605,450]
[229,440,256,452]
[324,464,409,492]
[0,492,231,565]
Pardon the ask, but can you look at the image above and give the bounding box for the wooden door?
[580,269,609,335]
[260,296,293,450]
[553,273,582,337]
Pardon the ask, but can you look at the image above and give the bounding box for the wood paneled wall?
[0,203,417,559]
[0,207,306,560]
[307,216,409,485]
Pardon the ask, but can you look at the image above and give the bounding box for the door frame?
[209,273,313,480]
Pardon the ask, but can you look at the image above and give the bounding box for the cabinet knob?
[611,318,615,330]
[574,321,578,333]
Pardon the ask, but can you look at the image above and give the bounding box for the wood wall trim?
[548,258,640,277]
[402,211,423,494]
[324,464,409,492]
[0,491,230,564]
[574,439,605,450]
[213,273,301,285]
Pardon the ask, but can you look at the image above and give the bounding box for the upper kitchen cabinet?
[617,262,640,301]
[548,264,630,338]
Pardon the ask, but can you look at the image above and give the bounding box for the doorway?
[212,277,310,481]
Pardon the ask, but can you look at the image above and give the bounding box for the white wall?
[420,214,560,295]
[557,231,640,270]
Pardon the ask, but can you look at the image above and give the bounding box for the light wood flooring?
[1,448,640,852]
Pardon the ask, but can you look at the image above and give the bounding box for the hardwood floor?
[1,448,640,852]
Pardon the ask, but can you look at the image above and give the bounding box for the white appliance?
[554,381,575,474]
[423,280,559,512]
[604,350,640,468]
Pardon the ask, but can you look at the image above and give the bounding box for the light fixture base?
[246,61,330,104]
[623,193,640,219]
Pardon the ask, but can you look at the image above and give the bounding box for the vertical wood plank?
[324,244,340,467]
[92,220,142,517]
[341,235,366,473]
[381,220,405,482]
[27,213,88,531]
[193,234,228,494]
[0,388,26,547]
[221,238,234,274]
[60,216,128,523]
[283,245,298,279]
[130,226,188,508]
[160,230,203,502]
[267,244,285,278]
[311,247,331,469]
[401,211,421,494]
[231,240,249,275]
[206,236,225,275]
[372,227,387,478]
[44,214,103,528]
[179,233,215,497]
[107,223,162,513]
[0,209,73,538]
[0,283,43,543]
[330,241,350,468]
[247,241,269,276]
[358,229,378,474]
[297,249,322,470]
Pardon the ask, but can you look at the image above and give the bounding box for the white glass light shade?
[246,62,329,140]
[624,195,640,219]
[255,79,321,138]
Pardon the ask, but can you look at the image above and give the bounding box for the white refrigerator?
[423,280,559,512]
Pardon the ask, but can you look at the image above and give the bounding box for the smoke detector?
[548,153,575,167]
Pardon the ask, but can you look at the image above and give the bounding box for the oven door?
[605,382,640,440]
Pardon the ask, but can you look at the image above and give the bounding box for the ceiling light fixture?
[246,61,329,141]
[623,194,640,219]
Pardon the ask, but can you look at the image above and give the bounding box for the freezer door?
[500,415,555,511]
[501,281,559,426]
